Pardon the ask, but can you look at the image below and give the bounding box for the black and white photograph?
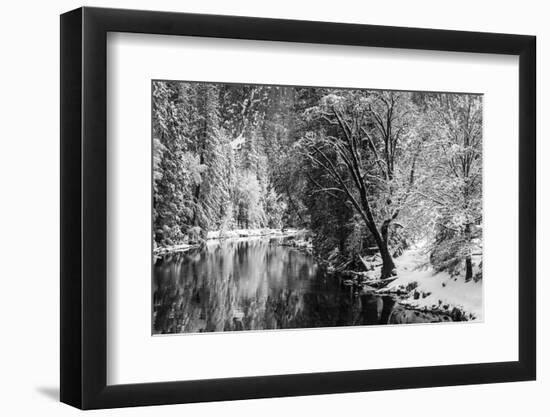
[152,81,483,334]
[0,0,543,413]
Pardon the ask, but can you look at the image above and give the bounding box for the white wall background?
[0,0,545,415]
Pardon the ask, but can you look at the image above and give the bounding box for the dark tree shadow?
[36,386,59,401]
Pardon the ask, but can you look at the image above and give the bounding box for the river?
[153,236,448,334]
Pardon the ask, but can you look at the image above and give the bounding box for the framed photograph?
[60,6,536,409]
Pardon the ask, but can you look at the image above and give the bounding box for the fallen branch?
[358,255,370,271]
[363,276,399,289]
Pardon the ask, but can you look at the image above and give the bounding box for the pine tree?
[192,84,227,234]
[152,81,198,246]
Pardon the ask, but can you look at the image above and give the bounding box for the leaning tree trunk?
[379,243,396,279]
[357,193,397,279]
[367,220,396,279]
[379,219,397,279]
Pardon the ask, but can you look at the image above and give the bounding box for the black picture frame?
[60,6,536,410]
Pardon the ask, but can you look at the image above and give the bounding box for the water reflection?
[153,238,428,334]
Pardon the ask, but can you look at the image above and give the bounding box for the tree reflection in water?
[153,238,405,334]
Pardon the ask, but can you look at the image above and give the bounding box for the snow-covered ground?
[384,248,483,320]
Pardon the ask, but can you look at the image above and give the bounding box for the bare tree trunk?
[380,247,396,279]
[464,223,473,281]
[465,256,473,281]
[378,219,396,278]
[372,226,396,279]
[359,192,396,279]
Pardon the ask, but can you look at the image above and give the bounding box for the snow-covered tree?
[421,94,483,280]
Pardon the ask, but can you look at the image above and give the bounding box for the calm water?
[153,237,444,334]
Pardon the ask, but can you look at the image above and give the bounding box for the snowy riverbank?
[379,249,482,320]
[154,228,303,255]
[206,228,301,240]
[334,246,482,321]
